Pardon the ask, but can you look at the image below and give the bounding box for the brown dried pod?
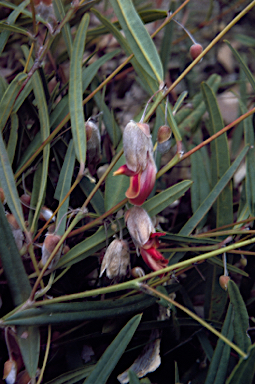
[125,206,154,248]
[219,275,230,291]
[131,266,145,278]
[3,359,17,383]
[6,213,24,250]
[41,233,62,268]
[100,239,130,280]
[157,125,171,144]
[190,44,203,60]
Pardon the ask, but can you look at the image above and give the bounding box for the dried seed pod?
[100,239,130,280]
[131,266,145,278]
[86,119,101,175]
[125,206,154,248]
[219,275,230,291]
[190,44,203,60]
[157,125,171,144]
[6,213,24,250]
[3,359,17,384]
[40,207,55,222]
[41,234,62,268]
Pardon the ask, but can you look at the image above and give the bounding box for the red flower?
[114,120,157,206]
[140,233,168,271]
[125,206,168,272]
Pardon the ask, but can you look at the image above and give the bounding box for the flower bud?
[190,44,203,60]
[100,239,130,280]
[157,125,171,144]
[219,275,230,291]
[125,206,154,248]
[240,256,247,267]
[40,207,55,222]
[41,233,62,268]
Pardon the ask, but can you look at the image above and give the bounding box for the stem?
[157,105,255,178]
[141,284,247,358]
[27,235,255,306]
[36,325,51,384]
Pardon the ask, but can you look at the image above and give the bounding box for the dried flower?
[157,125,171,144]
[126,207,168,272]
[100,239,130,280]
[114,121,157,205]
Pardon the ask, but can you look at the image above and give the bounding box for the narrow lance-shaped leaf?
[202,82,233,229]
[228,280,251,353]
[0,0,30,55]
[54,140,76,236]
[69,13,90,166]
[109,0,163,84]
[180,145,249,235]
[226,344,255,384]
[0,203,40,379]
[22,45,50,233]
[205,303,234,384]
[84,314,142,384]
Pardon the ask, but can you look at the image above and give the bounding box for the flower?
[125,207,168,272]
[100,239,130,280]
[114,120,157,206]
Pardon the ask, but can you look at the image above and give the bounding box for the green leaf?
[224,40,255,93]
[205,303,234,384]
[0,21,31,37]
[0,203,40,379]
[240,102,255,216]
[79,177,105,216]
[4,292,159,326]
[16,326,40,379]
[190,145,211,228]
[54,140,76,236]
[7,113,18,165]
[109,0,163,84]
[0,202,31,306]
[0,72,27,133]
[226,343,255,384]
[22,45,50,233]
[0,0,29,55]
[202,82,233,229]
[128,370,140,384]
[105,153,129,212]
[0,126,26,233]
[143,180,192,218]
[228,280,251,353]
[179,146,249,236]
[83,314,142,384]
[69,13,90,165]
[44,366,94,384]
[53,0,72,58]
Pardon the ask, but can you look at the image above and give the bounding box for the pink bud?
[190,44,203,60]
